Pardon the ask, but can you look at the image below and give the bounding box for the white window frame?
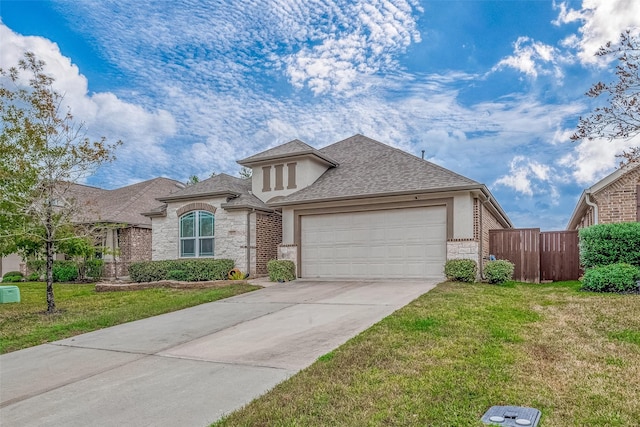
[179,211,215,257]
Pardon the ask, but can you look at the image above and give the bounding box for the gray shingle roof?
[70,178,184,226]
[237,139,338,167]
[157,173,248,202]
[273,134,480,205]
[154,173,272,212]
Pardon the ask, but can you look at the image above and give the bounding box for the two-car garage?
[299,205,447,280]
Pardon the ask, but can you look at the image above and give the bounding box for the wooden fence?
[489,229,581,283]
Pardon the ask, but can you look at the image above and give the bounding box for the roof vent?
[481,406,541,426]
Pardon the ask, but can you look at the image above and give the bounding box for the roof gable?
[237,139,338,167]
[272,134,479,205]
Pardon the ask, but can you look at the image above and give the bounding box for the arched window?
[179,211,214,257]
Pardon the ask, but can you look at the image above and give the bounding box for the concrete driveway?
[0,279,437,427]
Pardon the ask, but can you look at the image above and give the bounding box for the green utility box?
[0,285,20,303]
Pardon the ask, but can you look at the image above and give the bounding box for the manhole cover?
[481,406,541,426]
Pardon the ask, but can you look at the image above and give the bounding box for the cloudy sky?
[1,0,639,229]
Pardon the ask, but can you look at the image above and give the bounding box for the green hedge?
[267,260,296,282]
[53,260,79,282]
[580,223,640,268]
[582,263,640,293]
[2,271,23,283]
[444,259,477,283]
[82,259,104,280]
[484,259,515,284]
[128,259,235,282]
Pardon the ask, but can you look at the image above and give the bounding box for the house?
[1,177,184,278]
[147,134,512,279]
[567,162,640,230]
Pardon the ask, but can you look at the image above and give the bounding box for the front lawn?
[215,281,640,426]
[0,281,259,354]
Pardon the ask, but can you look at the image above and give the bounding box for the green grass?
[214,281,640,427]
[0,281,259,354]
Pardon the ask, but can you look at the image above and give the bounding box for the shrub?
[26,260,46,276]
[82,259,104,280]
[484,259,515,284]
[128,259,235,282]
[444,259,477,283]
[167,270,188,281]
[53,261,79,282]
[579,222,640,268]
[582,263,640,293]
[2,271,23,283]
[267,260,296,282]
[27,272,41,281]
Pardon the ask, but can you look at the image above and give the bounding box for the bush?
[582,263,640,293]
[484,259,514,284]
[2,271,23,283]
[580,223,640,268]
[26,260,46,276]
[128,259,235,282]
[267,260,296,282]
[53,261,79,282]
[444,259,477,283]
[82,259,104,280]
[27,272,41,281]
[167,270,188,281]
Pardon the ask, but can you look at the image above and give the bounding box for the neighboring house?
[567,162,640,230]
[1,177,184,279]
[148,134,512,280]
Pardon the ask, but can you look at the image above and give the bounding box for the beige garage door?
[300,206,447,279]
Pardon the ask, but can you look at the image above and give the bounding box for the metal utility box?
[481,406,541,426]
[0,285,21,303]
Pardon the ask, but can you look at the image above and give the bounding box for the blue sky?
[1,0,639,230]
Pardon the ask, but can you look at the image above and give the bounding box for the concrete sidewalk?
[0,279,437,427]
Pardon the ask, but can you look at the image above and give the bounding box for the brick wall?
[592,167,640,224]
[573,167,640,228]
[256,213,282,275]
[481,203,505,261]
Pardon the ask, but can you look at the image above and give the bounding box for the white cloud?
[494,156,554,196]
[493,36,564,79]
[558,136,636,184]
[553,0,640,65]
[0,23,177,185]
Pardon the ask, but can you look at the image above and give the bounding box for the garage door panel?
[301,206,446,279]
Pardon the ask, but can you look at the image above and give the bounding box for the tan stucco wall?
[252,157,330,202]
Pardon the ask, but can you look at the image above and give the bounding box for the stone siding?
[151,198,250,272]
[278,244,298,277]
[256,213,282,275]
[446,240,480,261]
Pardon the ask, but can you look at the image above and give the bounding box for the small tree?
[239,167,252,178]
[0,52,121,313]
[572,30,640,164]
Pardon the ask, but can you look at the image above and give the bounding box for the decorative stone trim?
[176,202,217,217]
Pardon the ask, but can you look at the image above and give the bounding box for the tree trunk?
[45,237,55,313]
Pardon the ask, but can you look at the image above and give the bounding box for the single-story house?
[1,177,184,278]
[146,134,512,280]
[567,161,640,230]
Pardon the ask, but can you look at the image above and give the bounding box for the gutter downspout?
[246,210,254,276]
[479,194,492,280]
[585,192,598,225]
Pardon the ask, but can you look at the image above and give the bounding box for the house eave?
[237,151,339,168]
[270,184,486,207]
[157,191,240,203]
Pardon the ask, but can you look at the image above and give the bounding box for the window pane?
[180,213,195,237]
[200,238,214,256]
[199,212,214,237]
[181,239,195,257]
